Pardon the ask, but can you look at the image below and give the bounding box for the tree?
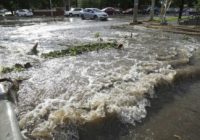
[0,0,17,14]
[178,0,184,21]
[150,0,155,21]
[133,0,139,23]
[160,0,173,25]
[196,0,200,10]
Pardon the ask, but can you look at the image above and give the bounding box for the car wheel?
[69,13,73,17]
[93,15,98,20]
[81,15,85,20]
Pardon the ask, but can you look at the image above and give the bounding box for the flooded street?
[128,80,200,140]
[0,17,200,140]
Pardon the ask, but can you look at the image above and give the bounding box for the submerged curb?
[0,84,22,140]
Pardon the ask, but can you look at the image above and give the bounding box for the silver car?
[64,8,83,17]
[80,8,108,20]
[15,9,33,17]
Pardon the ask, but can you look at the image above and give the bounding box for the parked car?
[0,9,6,16]
[64,8,83,17]
[182,8,197,16]
[80,8,108,20]
[101,7,121,15]
[0,9,12,16]
[166,8,179,14]
[143,6,160,15]
[122,8,133,14]
[15,9,33,17]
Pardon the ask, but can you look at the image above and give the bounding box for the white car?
[80,8,108,20]
[16,9,33,17]
[64,8,83,17]
[0,9,12,16]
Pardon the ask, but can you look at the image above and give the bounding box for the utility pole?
[133,0,139,23]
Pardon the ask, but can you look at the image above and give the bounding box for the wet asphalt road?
[0,16,132,26]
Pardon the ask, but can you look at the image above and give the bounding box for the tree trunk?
[150,0,155,21]
[178,0,184,20]
[63,0,67,10]
[133,0,139,23]
[49,0,53,17]
[68,0,71,10]
[64,0,70,10]
[160,0,172,25]
[75,0,78,7]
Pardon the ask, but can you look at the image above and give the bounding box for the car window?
[86,9,93,13]
[93,8,102,13]
[19,9,24,12]
[89,10,94,13]
[74,8,81,11]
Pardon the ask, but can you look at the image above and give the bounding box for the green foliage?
[77,0,133,9]
[1,0,198,10]
[196,0,200,10]
[1,0,17,13]
[0,63,32,74]
[1,65,24,74]
[41,42,117,59]
[94,32,100,38]
[1,67,14,73]
[154,16,188,22]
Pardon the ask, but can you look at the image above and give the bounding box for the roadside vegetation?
[41,42,117,59]
[153,16,188,22]
[0,63,32,74]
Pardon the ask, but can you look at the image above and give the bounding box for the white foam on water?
[17,49,178,138]
[18,35,200,138]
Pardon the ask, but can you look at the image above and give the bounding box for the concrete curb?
[0,84,22,140]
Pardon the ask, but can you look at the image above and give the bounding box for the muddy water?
[0,18,200,140]
[128,80,200,140]
[126,51,200,140]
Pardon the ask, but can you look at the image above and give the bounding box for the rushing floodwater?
[0,17,200,140]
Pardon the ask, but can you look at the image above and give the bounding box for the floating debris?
[27,42,39,55]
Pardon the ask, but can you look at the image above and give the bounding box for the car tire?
[69,13,73,17]
[81,15,85,20]
[93,15,98,20]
